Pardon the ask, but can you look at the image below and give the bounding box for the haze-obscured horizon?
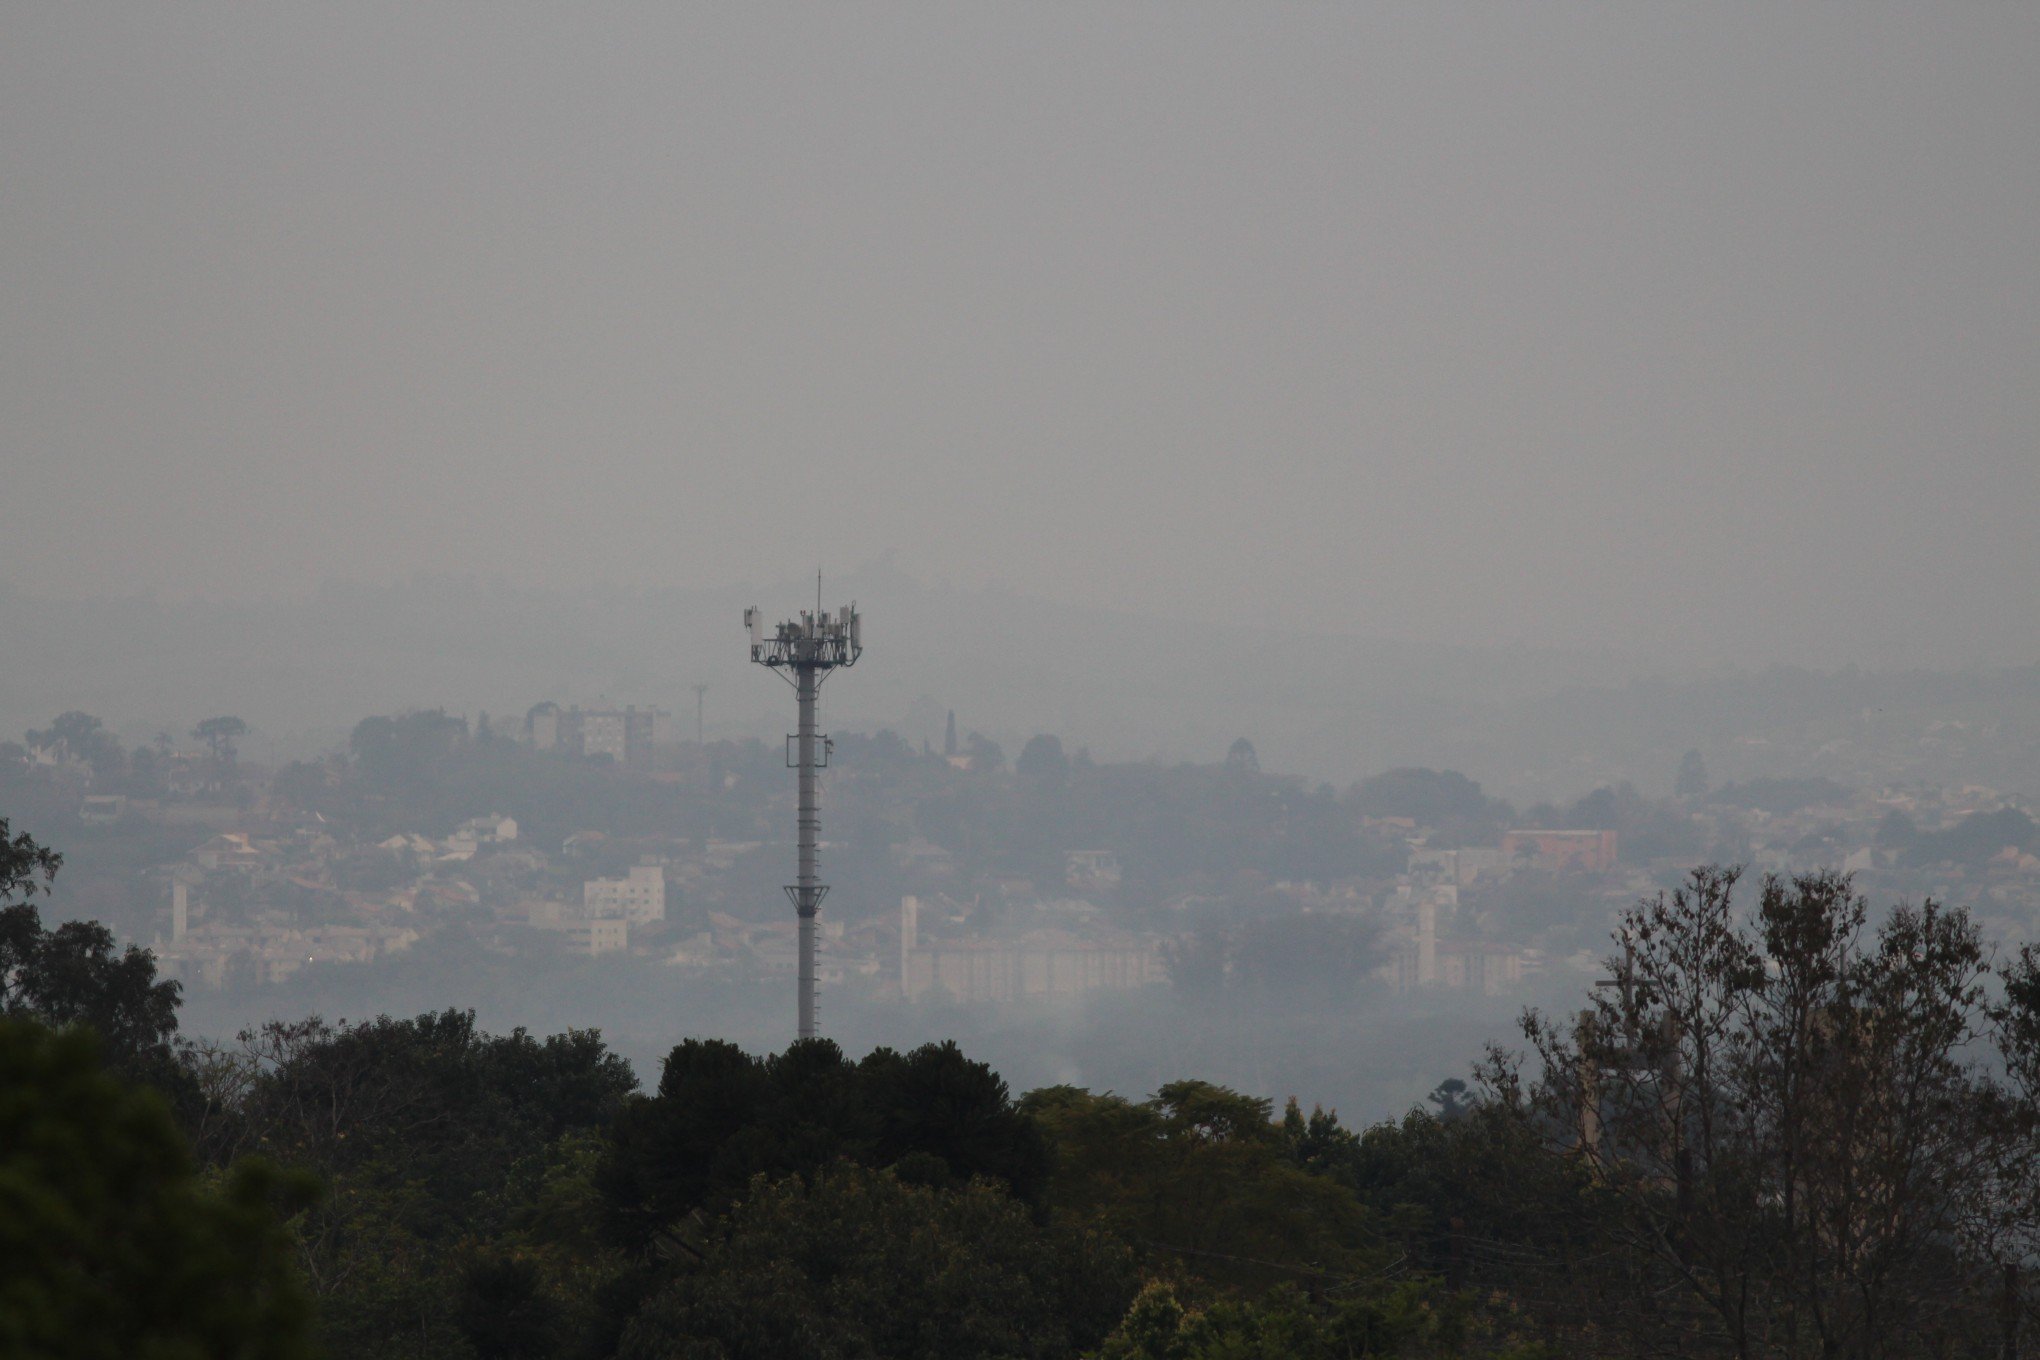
[6,5,2037,677]
[9,557,2040,809]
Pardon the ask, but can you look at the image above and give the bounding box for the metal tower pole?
[746,597,860,1042]
[793,659,820,1038]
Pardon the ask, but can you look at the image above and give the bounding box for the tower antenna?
[743,592,863,1039]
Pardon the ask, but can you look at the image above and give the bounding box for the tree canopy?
[0,1017,319,1360]
[617,1165,1134,1360]
[1,820,182,1087]
[1507,868,2040,1357]
[0,814,61,903]
[1351,768,1507,830]
[600,1036,1047,1251]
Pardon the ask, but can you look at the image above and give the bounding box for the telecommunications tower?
[745,587,862,1039]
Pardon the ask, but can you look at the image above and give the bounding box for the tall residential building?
[528,703,669,766]
[584,864,665,923]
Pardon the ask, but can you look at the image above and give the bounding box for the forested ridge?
[7,814,2040,1359]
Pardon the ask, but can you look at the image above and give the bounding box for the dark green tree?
[452,1255,566,1360]
[0,1017,319,1359]
[349,709,470,792]
[600,1038,1047,1253]
[1016,733,1070,788]
[1161,914,1381,1009]
[1352,768,1508,832]
[0,903,183,1083]
[1,823,182,1087]
[964,731,1004,773]
[26,711,124,773]
[127,742,165,796]
[1,814,61,902]
[1227,912,1382,1005]
[1563,786,1618,829]
[1426,1077,1473,1122]
[1022,1080,1375,1293]
[203,1009,638,1360]
[191,713,249,787]
[616,1165,1134,1360]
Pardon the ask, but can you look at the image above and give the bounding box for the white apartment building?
[583,864,665,923]
[580,711,628,762]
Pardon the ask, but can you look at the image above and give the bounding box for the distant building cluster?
[151,835,424,989]
[528,863,666,956]
[14,692,2037,1017]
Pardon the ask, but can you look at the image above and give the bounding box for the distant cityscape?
[7,702,2036,1024]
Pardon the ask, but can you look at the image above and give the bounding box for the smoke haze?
[6,7,2040,1131]
[5,5,2037,673]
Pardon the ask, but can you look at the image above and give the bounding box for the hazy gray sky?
[4,5,2035,669]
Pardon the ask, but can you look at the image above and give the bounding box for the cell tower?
[745,588,862,1039]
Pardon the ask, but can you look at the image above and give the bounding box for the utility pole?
[745,591,862,1039]
[692,683,709,744]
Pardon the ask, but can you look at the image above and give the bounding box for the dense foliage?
[1,897,182,1087]
[617,1166,1133,1360]
[0,1017,319,1359]
[601,1036,1047,1250]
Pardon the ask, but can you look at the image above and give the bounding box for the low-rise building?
[897,895,1164,1005]
[80,794,127,825]
[1065,849,1123,892]
[1501,829,1619,874]
[192,832,268,873]
[458,814,518,843]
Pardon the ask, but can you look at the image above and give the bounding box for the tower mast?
[745,593,862,1038]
